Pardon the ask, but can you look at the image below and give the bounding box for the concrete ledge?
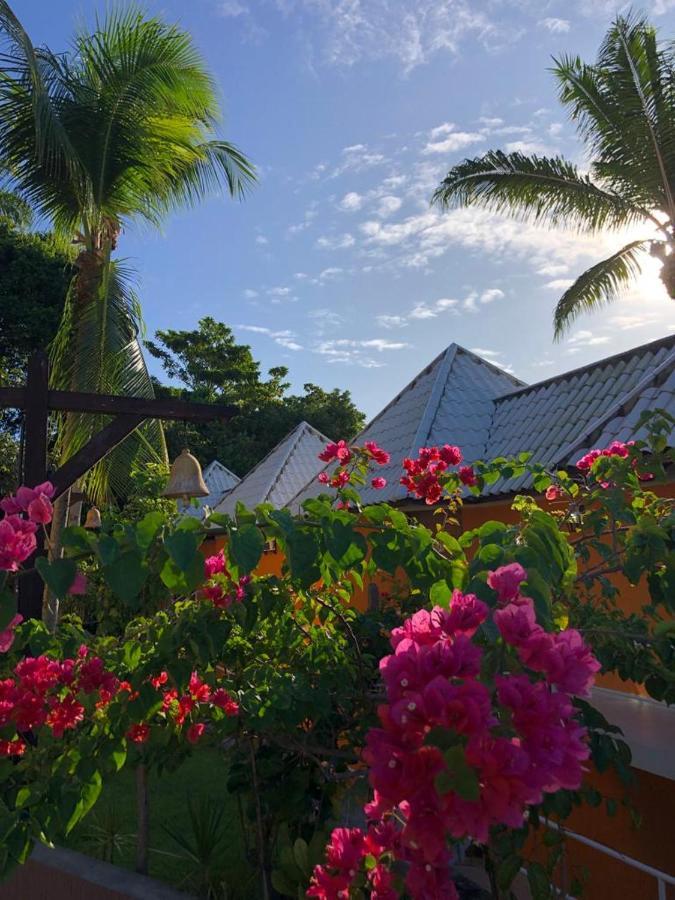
[0,844,194,900]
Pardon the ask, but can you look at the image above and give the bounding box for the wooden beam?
[47,390,237,421]
[18,352,50,620]
[22,352,49,486]
[0,386,26,409]
[50,414,146,500]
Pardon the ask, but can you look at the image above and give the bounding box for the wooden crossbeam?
[0,385,236,422]
[50,414,146,500]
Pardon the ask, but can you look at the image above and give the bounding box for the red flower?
[0,738,25,757]
[189,672,211,703]
[545,485,563,501]
[318,472,330,484]
[46,695,85,738]
[364,441,391,466]
[458,466,477,487]
[187,722,206,744]
[212,688,239,716]
[126,723,150,744]
[319,440,352,464]
[438,444,462,466]
[371,477,387,490]
[151,671,169,690]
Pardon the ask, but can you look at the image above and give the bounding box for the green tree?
[433,13,675,337]
[147,318,365,475]
[0,3,255,508]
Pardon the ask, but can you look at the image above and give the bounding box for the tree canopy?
[146,318,365,476]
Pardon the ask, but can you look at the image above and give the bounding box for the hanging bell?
[84,506,102,529]
[162,448,210,501]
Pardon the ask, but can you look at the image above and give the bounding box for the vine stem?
[248,737,270,900]
[135,763,149,875]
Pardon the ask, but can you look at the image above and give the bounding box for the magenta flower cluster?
[308,564,599,899]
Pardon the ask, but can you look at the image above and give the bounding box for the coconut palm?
[432,13,675,338]
[0,2,255,506]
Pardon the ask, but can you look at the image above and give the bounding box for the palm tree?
[432,13,675,338]
[0,2,255,508]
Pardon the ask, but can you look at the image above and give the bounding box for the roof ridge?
[410,345,458,454]
[495,333,675,401]
[259,423,308,504]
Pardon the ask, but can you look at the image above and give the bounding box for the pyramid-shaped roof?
[289,344,522,508]
[289,335,675,508]
[183,460,240,518]
[213,421,333,514]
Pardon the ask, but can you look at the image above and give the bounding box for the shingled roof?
[289,334,675,508]
[183,460,240,518]
[213,421,333,515]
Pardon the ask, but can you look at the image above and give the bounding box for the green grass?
[65,749,256,897]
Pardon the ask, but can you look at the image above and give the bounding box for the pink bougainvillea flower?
[187,722,206,744]
[371,477,387,490]
[364,441,391,466]
[67,571,88,595]
[27,493,53,525]
[545,485,563,501]
[438,445,462,466]
[487,562,527,603]
[212,688,239,716]
[204,550,227,579]
[46,695,85,738]
[150,671,169,690]
[126,723,150,744]
[0,738,26,757]
[317,472,330,484]
[0,614,22,653]
[0,516,37,571]
[458,466,477,487]
[319,440,352,464]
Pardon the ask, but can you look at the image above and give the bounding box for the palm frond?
[553,13,675,215]
[50,258,166,504]
[553,239,650,340]
[432,151,644,231]
[0,186,32,228]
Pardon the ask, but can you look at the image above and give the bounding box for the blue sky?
[17,0,675,419]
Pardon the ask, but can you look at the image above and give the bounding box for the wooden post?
[18,352,50,620]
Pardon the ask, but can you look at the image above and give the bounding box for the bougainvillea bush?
[0,410,672,898]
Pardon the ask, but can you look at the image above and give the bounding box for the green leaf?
[235,501,257,525]
[430,580,452,606]
[66,771,102,835]
[497,855,523,890]
[229,524,265,573]
[435,746,480,801]
[0,590,17,630]
[478,521,508,545]
[527,862,551,900]
[164,530,199,573]
[61,526,96,553]
[35,557,77,598]
[103,551,147,603]
[135,511,165,548]
[122,641,142,671]
[523,569,553,631]
[287,529,321,588]
[293,838,309,876]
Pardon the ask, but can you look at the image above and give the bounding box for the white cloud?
[409,304,438,319]
[255,235,268,245]
[470,347,501,358]
[314,337,408,367]
[477,116,503,128]
[268,286,291,297]
[545,278,574,290]
[468,347,514,372]
[423,131,484,155]
[339,191,363,211]
[537,263,569,277]
[294,272,308,280]
[567,330,611,348]
[308,308,344,335]
[480,288,504,304]
[243,288,258,299]
[317,266,343,281]
[539,17,571,33]
[238,324,303,351]
[280,0,522,72]
[316,233,356,250]
[375,195,403,218]
[377,314,408,328]
[219,0,247,16]
[504,139,555,155]
[332,144,387,177]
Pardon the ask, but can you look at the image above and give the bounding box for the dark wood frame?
[1,351,236,618]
